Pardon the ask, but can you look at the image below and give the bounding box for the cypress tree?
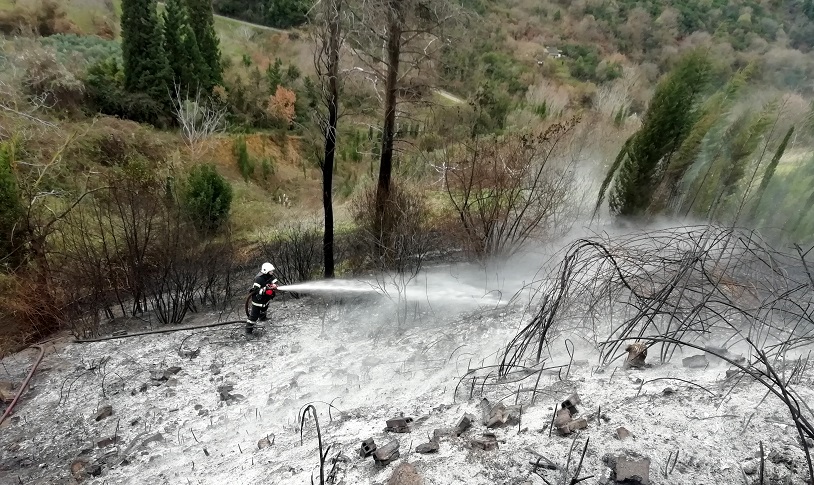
[603,50,712,218]
[163,0,205,94]
[0,142,22,269]
[121,0,172,102]
[185,0,222,90]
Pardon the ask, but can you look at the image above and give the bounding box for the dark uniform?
[246,271,278,334]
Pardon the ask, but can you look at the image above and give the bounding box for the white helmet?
[261,262,275,274]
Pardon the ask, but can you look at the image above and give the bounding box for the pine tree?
[121,0,172,102]
[185,0,222,90]
[163,0,205,93]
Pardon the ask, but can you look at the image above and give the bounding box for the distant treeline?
[212,0,309,29]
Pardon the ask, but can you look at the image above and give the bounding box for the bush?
[259,221,322,284]
[351,183,429,276]
[41,34,121,66]
[84,57,170,127]
[0,143,23,271]
[182,164,233,234]
[234,136,254,181]
[20,47,85,114]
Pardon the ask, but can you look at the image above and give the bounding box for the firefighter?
[246,262,278,336]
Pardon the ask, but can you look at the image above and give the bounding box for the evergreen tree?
[602,50,712,218]
[0,142,22,270]
[185,0,223,90]
[121,0,172,102]
[163,0,205,93]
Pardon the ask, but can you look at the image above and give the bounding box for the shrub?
[20,46,85,114]
[234,136,253,182]
[182,163,233,234]
[84,57,170,127]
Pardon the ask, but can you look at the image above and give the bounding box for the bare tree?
[308,0,349,278]
[170,84,227,160]
[347,0,458,232]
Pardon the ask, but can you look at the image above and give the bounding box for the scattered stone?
[604,452,651,485]
[682,355,709,369]
[179,347,200,359]
[163,366,182,379]
[454,414,475,436]
[433,428,451,440]
[624,342,648,369]
[373,440,400,466]
[218,384,240,402]
[94,405,113,422]
[360,438,377,458]
[566,418,588,433]
[165,378,179,387]
[486,403,510,428]
[197,409,208,416]
[478,398,493,422]
[725,369,740,379]
[554,408,572,435]
[662,387,675,396]
[71,459,89,481]
[194,404,203,410]
[387,462,423,485]
[562,393,581,416]
[0,381,16,403]
[210,363,221,375]
[87,464,102,477]
[616,427,631,440]
[385,417,413,433]
[97,437,118,448]
[257,436,273,449]
[742,462,757,475]
[470,434,498,451]
[415,441,439,454]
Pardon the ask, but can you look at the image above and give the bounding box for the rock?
[387,462,423,485]
[360,438,377,458]
[486,403,509,428]
[385,417,413,433]
[257,436,273,449]
[433,428,451,440]
[742,463,757,475]
[87,463,102,477]
[179,347,200,359]
[163,366,182,379]
[415,441,439,454]
[194,404,203,410]
[198,409,208,416]
[210,364,221,375]
[616,427,631,440]
[97,437,118,448]
[604,452,650,485]
[562,393,581,416]
[470,434,498,451]
[662,387,675,396]
[218,384,238,402]
[454,413,475,436]
[373,440,400,466]
[554,408,572,434]
[94,405,113,421]
[682,355,709,369]
[566,418,588,433]
[624,342,648,369]
[478,398,493,422]
[71,459,89,480]
[0,380,16,403]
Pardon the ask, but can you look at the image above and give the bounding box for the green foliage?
[606,50,713,217]
[163,0,206,94]
[234,136,254,182]
[40,34,121,66]
[749,126,794,220]
[185,0,223,90]
[121,0,172,103]
[182,163,233,233]
[84,57,170,127]
[261,157,275,181]
[212,0,309,29]
[266,58,283,94]
[0,143,22,270]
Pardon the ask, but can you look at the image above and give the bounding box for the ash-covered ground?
[2,257,814,485]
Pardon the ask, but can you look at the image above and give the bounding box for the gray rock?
[604,452,650,484]
[470,434,498,451]
[682,355,709,369]
[163,366,182,379]
[257,436,273,449]
[454,414,475,436]
[373,440,400,466]
[387,462,423,485]
[94,405,113,421]
[0,380,16,403]
[616,427,631,440]
[415,441,439,454]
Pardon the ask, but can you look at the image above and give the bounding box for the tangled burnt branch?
[500,225,814,480]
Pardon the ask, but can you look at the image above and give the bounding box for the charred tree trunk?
[322,0,342,279]
[374,2,403,233]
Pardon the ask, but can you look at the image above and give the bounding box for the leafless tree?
[346,0,459,231]
[170,84,227,159]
